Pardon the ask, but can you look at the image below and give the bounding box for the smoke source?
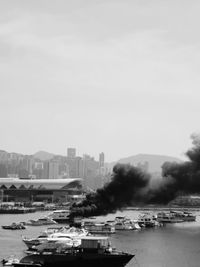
[71,163,151,217]
[71,133,200,217]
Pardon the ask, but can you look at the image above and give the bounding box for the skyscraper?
[49,161,59,179]
[67,148,76,158]
[99,152,105,168]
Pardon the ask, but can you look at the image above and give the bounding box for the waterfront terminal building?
[0,177,83,203]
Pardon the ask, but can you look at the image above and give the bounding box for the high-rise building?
[99,152,105,168]
[67,148,76,158]
[49,161,59,179]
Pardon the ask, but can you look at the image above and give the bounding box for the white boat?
[138,213,158,227]
[22,233,49,248]
[83,221,115,234]
[169,210,196,222]
[48,210,70,223]
[114,216,141,230]
[26,217,57,226]
[22,227,88,249]
[156,212,184,223]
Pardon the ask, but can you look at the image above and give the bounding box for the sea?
[0,209,200,267]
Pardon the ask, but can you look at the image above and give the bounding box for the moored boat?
[2,222,26,230]
[169,210,196,222]
[13,236,134,267]
[26,217,57,226]
[157,212,184,223]
[47,210,70,223]
[83,221,115,234]
[138,213,158,227]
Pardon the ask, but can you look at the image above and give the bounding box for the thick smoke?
[71,164,151,217]
[149,133,200,204]
[71,133,200,217]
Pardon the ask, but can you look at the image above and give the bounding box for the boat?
[13,236,134,267]
[83,221,115,234]
[26,217,57,226]
[156,212,184,223]
[2,256,20,266]
[23,227,88,249]
[114,216,141,230]
[169,210,196,222]
[2,222,26,230]
[138,213,158,227]
[47,210,70,223]
[22,234,49,249]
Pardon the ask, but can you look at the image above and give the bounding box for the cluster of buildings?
[0,148,112,203]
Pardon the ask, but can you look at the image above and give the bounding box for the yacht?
[157,212,184,223]
[83,221,115,234]
[138,213,158,227]
[13,236,134,267]
[48,210,70,223]
[23,227,88,249]
[26,217,57,226]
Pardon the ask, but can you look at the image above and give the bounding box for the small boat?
[2,222,26,230]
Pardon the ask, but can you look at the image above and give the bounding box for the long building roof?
[0,178,82,190]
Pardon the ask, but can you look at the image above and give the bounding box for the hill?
[33,151,55,161]
[106,154,182,173]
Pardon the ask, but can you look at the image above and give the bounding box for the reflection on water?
[0,210,200,267]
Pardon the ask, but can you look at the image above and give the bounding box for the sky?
[0,0,200,162]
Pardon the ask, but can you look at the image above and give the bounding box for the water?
[0,210,200,267]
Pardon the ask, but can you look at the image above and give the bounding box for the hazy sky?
[0,0,200,162]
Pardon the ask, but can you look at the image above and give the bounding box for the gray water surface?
[0,210,200,267]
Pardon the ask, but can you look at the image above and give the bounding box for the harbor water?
[0,209,200,267]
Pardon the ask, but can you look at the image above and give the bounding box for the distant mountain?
[106,154,182,173]
[33,151,55,161]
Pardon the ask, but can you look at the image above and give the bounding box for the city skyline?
[0,1,200,162]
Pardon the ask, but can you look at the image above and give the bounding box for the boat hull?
[14,253,134,267]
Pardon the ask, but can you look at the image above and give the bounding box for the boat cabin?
[80,236,111,253]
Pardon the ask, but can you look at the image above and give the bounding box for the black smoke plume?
[70,163,151,217]
[148,133,200,204]
[71,133,200,217]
